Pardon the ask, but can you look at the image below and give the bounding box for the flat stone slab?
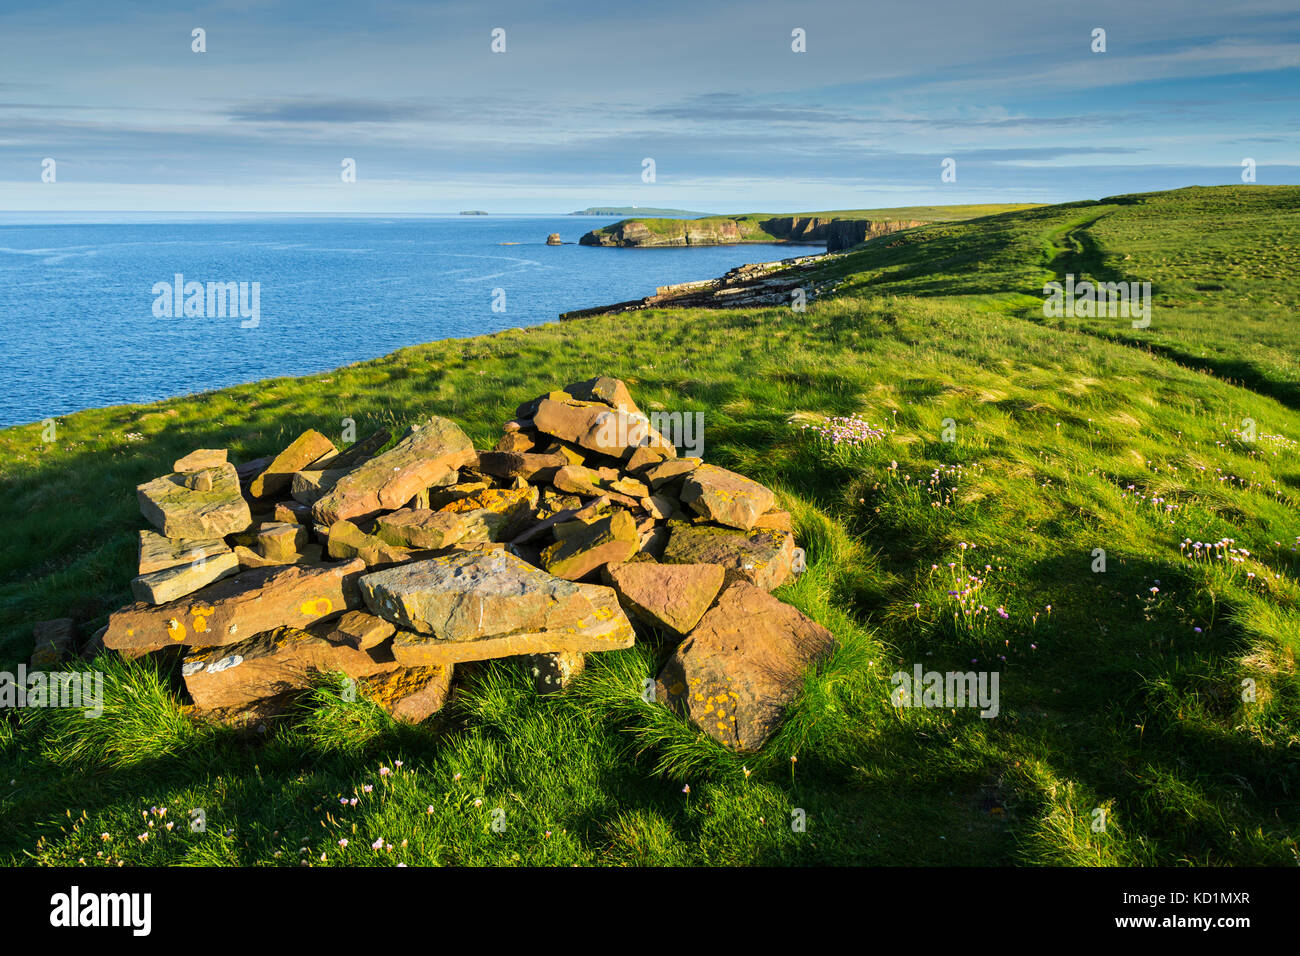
[182,624,398,711]
[249,429,337,498]
[388,585,633,666]
[312,416,474,525]
[679,463,776,530]
[361,549,610,640]
[655,581,835,752]
[137,461,252,539]
[322,609,396,650]
[131,549,241,605]
[661,522,795,591]
[104,558,365,656]
[137,530,230,575]
[173,448,228,472]
[533,397,674,460]
[605,561,724,637]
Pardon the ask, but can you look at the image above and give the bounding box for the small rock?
[605,561,724,637]
[541,509,638,580]
[173,449,228,472]
[131,549,241,604]
[137,462,252,539]
[31,618,76,668]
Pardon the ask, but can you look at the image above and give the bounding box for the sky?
[0,0,1296,214]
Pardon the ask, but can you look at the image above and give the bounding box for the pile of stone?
[96,376,833,751]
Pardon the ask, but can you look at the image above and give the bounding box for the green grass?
[1,185,1297,866]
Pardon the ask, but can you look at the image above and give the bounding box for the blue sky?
[0,0,1296,213]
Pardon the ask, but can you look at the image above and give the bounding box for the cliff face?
[825,219,924,252]
[580,218,746,246]
[757,216,837,241]
[580,214,924,248]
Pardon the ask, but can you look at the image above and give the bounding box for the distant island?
[459,210,488,216]
[569,206,714,218]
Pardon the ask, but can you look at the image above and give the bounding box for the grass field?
[1,186,1296,866]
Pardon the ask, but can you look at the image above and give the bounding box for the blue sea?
[0,214,799,429]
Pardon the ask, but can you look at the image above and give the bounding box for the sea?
[0,214,800,429]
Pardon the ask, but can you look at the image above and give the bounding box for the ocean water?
[0,215,800,428]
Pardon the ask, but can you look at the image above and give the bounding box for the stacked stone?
[98,376,833,751]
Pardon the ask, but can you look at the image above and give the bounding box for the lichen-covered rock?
[104,559,366,656]
[679,464,776,530]
[661,522,794,591]
[655,581,835,752]
[137,462,252,539]
[312,416,475,525]
[173,448,228,472]
[357,664,454,722]
[257,521,309,561]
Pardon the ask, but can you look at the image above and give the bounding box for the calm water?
[0,215,798,428]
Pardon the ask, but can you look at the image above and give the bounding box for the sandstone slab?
[249,429,337,498]
[358,664,453,722]
[104,559,365,656]
[605,561,724,637]
[312,416,474,525]
[655,581,835,752]
[541,509,637,580]
[131,549,241,604]
[173,448,228,472]
[137,530,230,575]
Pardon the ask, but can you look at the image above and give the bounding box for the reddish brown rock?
[753,508,793,532]
[312,416,474,525]
[642,457,702,490]
[249,429,338,498]
[257,521,309,561]
[476,450,566,483]
[655,581,835,752]
[103,559,366,656]
[322,609,396,650]
[533,397,674,460]
[679,464,776,530]
[181,625,398,711]
[605,562,724,637]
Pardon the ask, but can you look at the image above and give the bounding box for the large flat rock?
[136,462,252,539]
[533,397,675,461]
[312,416,474,525]
[655,581,835,752]
[104,558,365,656]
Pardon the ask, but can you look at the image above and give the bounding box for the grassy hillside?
[1,186,1297,866]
